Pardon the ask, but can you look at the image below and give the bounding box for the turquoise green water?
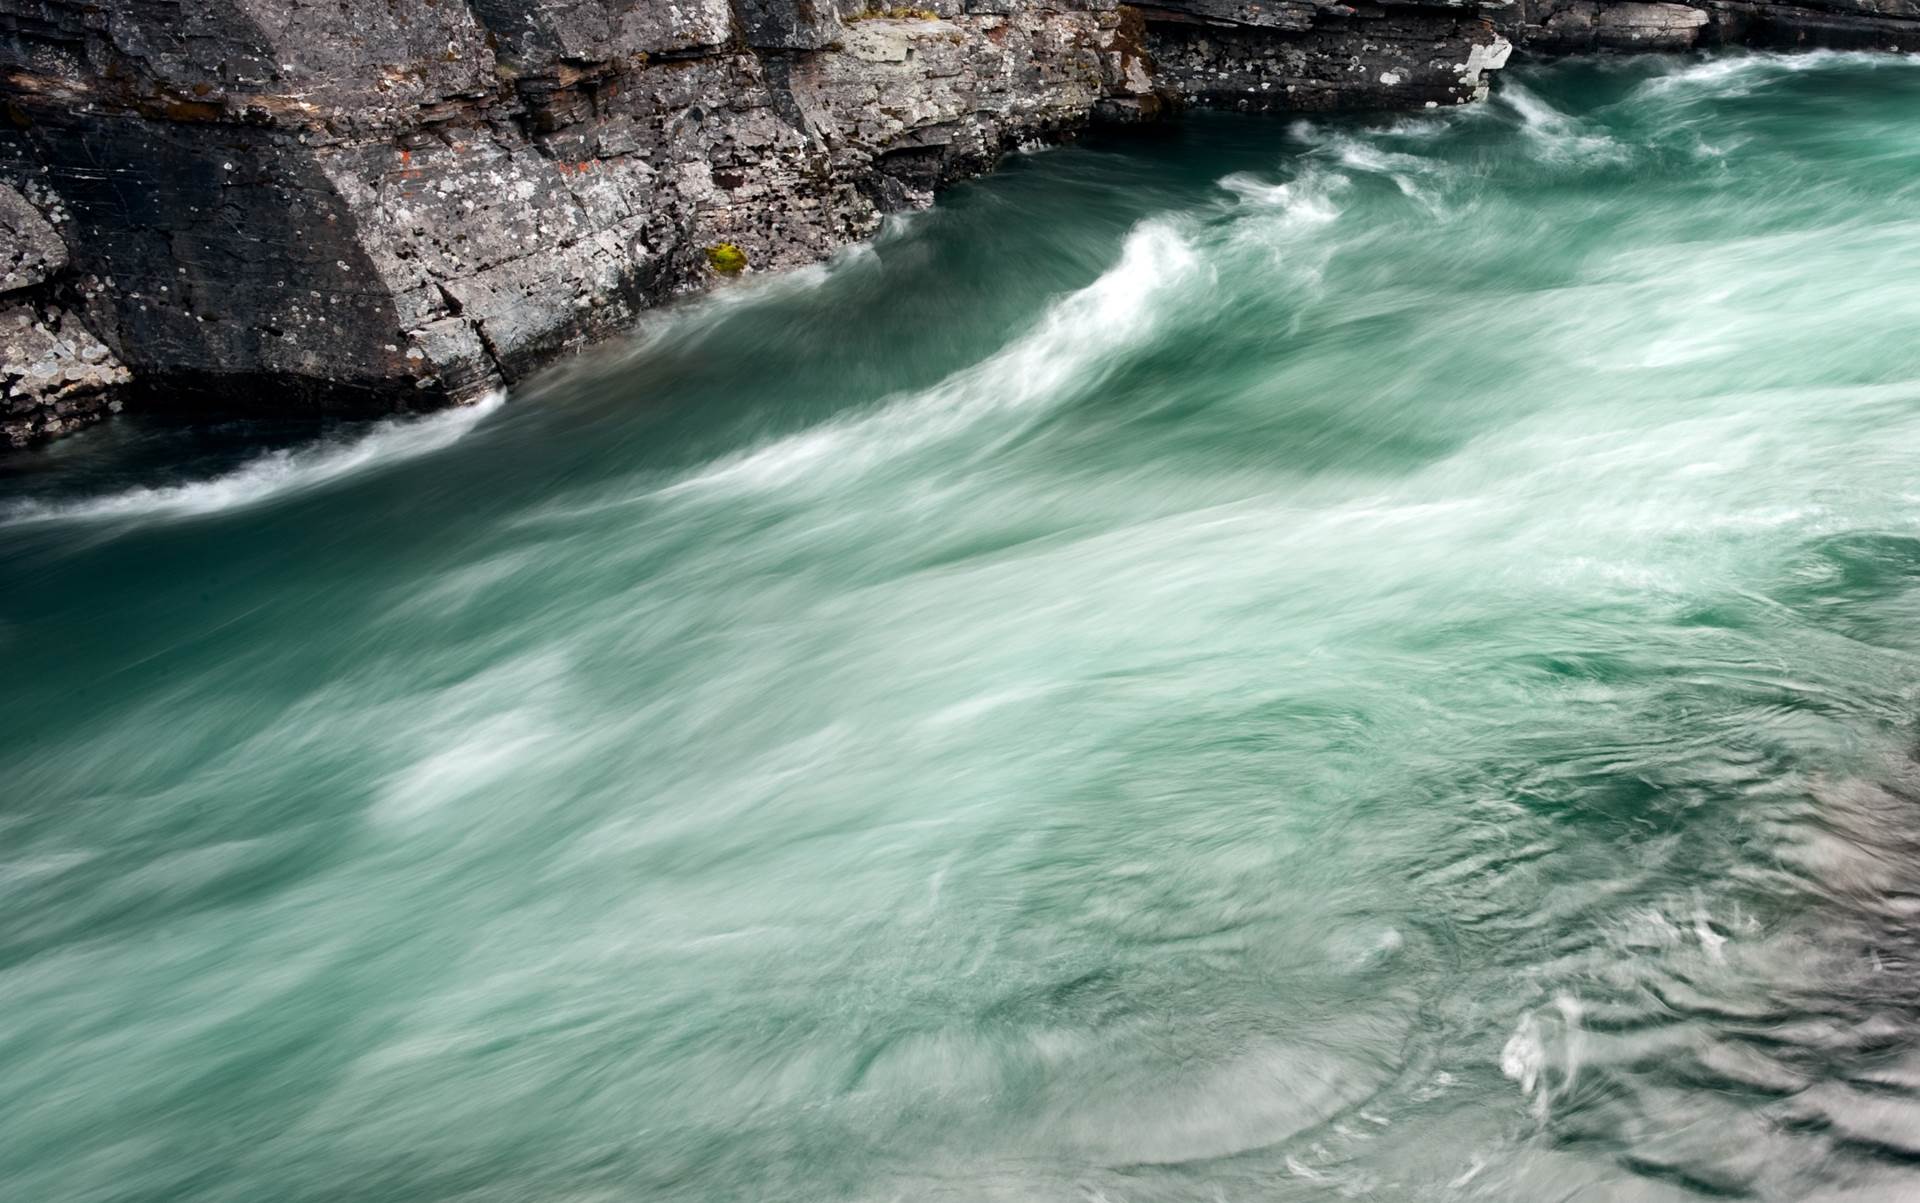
[7,51,1920,1201]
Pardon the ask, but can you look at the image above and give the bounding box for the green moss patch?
[705,243,748,275]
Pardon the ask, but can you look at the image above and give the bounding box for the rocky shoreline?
[2,0,1914,449]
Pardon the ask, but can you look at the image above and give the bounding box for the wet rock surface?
[1138,2,1515,112]
[1507,0,1918,48]
[0,0,1912,443]
[1707,0,1920,48]
[1514,1,1711,51]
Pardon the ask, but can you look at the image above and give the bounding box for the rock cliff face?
[1508,0,1917,50]
[0,1,1162,446]
[1132,0,1914,111]
[0,0,1911,447]
[1137,1,1514,113]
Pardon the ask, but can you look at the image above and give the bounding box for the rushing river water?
[6,51,1920,1202]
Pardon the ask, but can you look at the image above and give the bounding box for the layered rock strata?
[1072,0,1913,122]
[1508,1,1711,50]
[1136,2,1514,112]
[1705,0,1920,48]
[1506,0,1917,49]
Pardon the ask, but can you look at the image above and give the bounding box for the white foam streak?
[1499,80,1629,165]
[666,220,1207,496]
[1217,170,1346,225]
[1278,118,1472,218]
[2,392,504,527]
[1635,49,1920,99]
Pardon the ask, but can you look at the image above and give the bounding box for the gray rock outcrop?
[1705,0,1920,48]
[0,0,1162,444]
[1,0,1914,447]
[1137,1,1515,112]
[1,180,128,446]
[1507,0,1917,48]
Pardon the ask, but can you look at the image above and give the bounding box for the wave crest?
[665,219,1209,496]
[1634,48,1920,100]
[2,392,505,528]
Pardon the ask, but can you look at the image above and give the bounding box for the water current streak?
[4,51,1920,1203]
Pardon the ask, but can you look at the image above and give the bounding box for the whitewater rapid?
[5,51,1920,1203]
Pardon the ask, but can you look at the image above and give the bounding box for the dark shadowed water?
[6,52,1920,1202]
